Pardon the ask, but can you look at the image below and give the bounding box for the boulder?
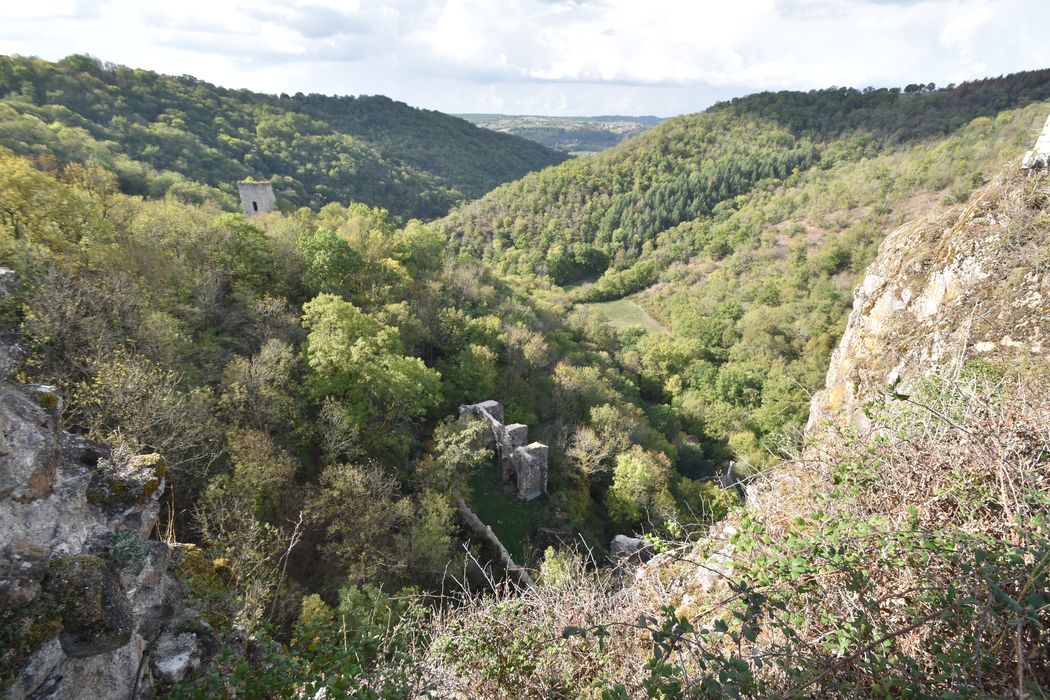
[0,383,62,503]
[611,535,654,565]
[0,268,22,379]
[87,452,166,515]
[0,332,25,380]
[152,631,202,684]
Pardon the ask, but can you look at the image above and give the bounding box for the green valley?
[0,50,1047,700]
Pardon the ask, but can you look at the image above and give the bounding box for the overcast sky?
[1,0,1048,117]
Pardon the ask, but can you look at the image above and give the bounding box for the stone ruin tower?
[1022,114,1050,171]
[459,400,548,501]
[237,180,277,217]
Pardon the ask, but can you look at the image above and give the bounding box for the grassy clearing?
[584,297,667,334]
[465,457,553,561]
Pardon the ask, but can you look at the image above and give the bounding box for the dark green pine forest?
[2,55,1049,697]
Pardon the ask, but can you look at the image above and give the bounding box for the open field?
[584,298,667,334]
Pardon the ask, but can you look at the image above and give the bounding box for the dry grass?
[423,357,1050,699]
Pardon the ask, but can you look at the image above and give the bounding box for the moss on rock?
[45,554,133,658]
[87,451,166,514]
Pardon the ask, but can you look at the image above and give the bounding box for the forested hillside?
[2,63,1049,698]
[1,141,732,694]
[427,165,1050,698]
[437,70,1050,469]
[442,71,1050,280]
[0,54,567,219]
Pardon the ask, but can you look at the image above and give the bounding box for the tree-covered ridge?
[456,113,662,154]
[440,112,819,283]
[0,54,568,219]
[439,69,1050,283]
[713,68,1050,141]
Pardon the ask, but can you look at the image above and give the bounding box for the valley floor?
[582,297,668,334]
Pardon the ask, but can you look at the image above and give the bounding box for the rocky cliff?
[673,166,1050,621]
[807,171,1049,435]
[0,270,207,699]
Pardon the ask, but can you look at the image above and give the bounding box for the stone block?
[0,383,62,503]
[611,535,654,565]
[475,400,504,423]
[504,423,528,448]
[0,540,50,609]
[512,442,548,501]
[152,631,203,684]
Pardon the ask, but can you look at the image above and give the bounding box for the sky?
[1,0,1048,117]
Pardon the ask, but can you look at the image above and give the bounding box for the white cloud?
[0,0,1048,115]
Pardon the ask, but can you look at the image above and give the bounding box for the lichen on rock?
[87,447,166,515]
[0,290,190,699]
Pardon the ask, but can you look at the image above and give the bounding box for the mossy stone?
[44,554,133,658]
[87,453,166,513]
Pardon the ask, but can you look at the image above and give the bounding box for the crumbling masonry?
[459,400,548,501]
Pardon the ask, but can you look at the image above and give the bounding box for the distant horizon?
[453,112,665,120]
[2,0,1049,117]
[7,50,1049,123]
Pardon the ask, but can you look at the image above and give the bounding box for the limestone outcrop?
[807,173,1049,435]
[0,270,199,699]
[459,400,548,501]
[1022,114,1050,171]
[674,168,1050,620]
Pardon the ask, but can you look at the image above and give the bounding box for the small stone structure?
[459,400,548,501]
[237,180,276,217]
[1022,114,1050,171]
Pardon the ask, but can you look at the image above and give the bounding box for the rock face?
[0,272,187,699]
[808,172,1049,435]
[459,400,549,501]
[152,631,203,684]
[1022,114,1050,170]
[48,554,135,658]
[0,383,62,503]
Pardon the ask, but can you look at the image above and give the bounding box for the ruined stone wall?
[452,494,534,589]
[459,400,548,501]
